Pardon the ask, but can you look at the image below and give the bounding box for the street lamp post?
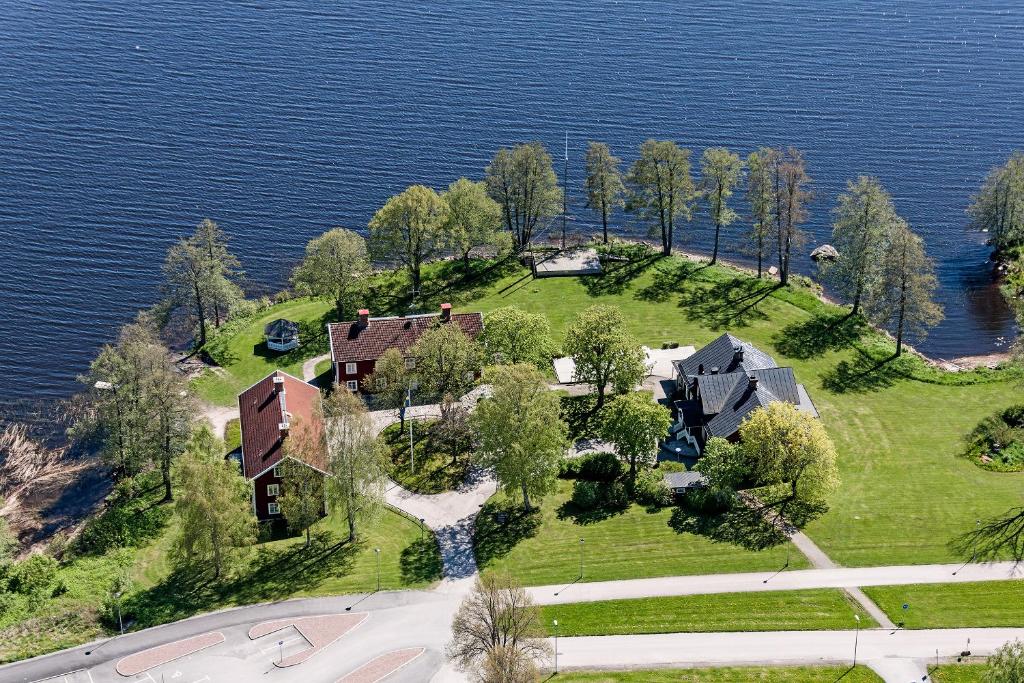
[374,548,381,591]
[853,614,860,666]
[578,538,585,580]
[553,619,559,674]
[114,590,124,635]
[278,640,284,664]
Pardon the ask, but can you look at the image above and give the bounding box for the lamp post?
[114,590,124,635]
[553,618,559,674]
[578,538,585,580]
[374,548,381,591]
[278,639,284,664]
[853,614,860,666]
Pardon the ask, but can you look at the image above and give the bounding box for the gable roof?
[328,311,483,364]
[264,318,298,337]
[674,333,776,379]
[704,367,812,440]
[238,370,325,480]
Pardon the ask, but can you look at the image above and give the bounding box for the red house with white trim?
[326,303,484,392]
[237,370,328,522]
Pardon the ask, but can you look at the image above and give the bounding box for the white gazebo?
[264,318,299,352]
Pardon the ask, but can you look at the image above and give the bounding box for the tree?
[584,142,625,244]
[365,348,411,424]
[825,176,898,316]
[290,228,370,321]
[485,142,562,250]
[446,572,551,682]
[774,148,812,286]
[700,147,744,265]
[745,147,780,278]
[563,305,647,409]
[626,139,695,256]
[411,323,482,408]
[162,219,243,347]
[969,151,1024,253]
[442,178,507,272]
[278,420,326,547]
[173,425,255,580]
[473,365,567,511]
[147,352,194,502]
[694,437,746,507]
[983,639,1024,683]
[480,306,554,368]
[323,387,386,542]
[368,184,446,291]
[739,403,839,507]
[599,391,672,488]
[864,219,944,356]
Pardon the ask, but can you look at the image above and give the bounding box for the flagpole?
[562,132,568,250]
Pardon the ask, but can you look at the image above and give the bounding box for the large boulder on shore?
[811,244,839,262]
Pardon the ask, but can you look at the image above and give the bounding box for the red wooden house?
[238,370,328,522]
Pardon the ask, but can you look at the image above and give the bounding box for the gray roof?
[704,367,807,439]
[674,333,776,380]
[663,471,708,490]
[264,318,299,337]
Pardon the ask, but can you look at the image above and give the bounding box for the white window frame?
[405,357,416,370]
[346,380,359,391]
[272,466,281,478]
[345,362,357,375]
[266,484,279,497]
[267,502,280,515]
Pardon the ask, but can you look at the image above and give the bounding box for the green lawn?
[380,420,471,493]
[553,666,883,682]
[224,417,241,452]
[864,580,1024,629]
[930,663,987,682]
[541,589,876,636]
[474,479,805,585]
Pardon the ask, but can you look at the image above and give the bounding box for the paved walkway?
[201,403,239,440]
[302,353,332,382]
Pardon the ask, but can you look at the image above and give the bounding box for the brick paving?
[336,648,425,683]
[248,613,368,667]
[114,631,224,676]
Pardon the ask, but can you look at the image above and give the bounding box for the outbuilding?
[265,318,299,352]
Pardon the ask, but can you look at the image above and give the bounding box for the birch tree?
[969,151,1024,253]
[485,142,562,250]
[745,147,780,278]
[368,185,446,291]
[774,148,812,286]
[278,420,327,547]
[442,178,506,272]
[324,387,386,542]
[290,228,370,321]
[700,147,744,265]
[626,140,695,256]
[584,142,625,244]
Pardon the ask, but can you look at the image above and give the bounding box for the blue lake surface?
[1,0,1022,414]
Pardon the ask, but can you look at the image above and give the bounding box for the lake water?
[1,0,1021,417]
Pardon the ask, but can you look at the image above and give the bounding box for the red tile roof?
[238,371,325,480]
[327,311,484,364]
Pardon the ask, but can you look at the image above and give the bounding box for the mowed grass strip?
[863,580,1024,629]
[929,663,988,682]
[474,480,806,586]
[552,665,884,682]
[540,589,877,636]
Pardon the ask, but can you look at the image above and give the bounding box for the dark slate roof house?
[671,334,817,454]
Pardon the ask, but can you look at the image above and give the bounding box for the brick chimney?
[748,374,759,390]
[358,309,370,327]
[440,302,452,322]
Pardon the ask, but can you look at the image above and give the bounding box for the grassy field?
[474,479,805,585]
[380,420,471,494]
[540,589,876,636]
[553,666,884,682]
[929,663,987,682]
[864,580,1024,629]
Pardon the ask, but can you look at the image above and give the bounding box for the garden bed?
[961,404,1024,472]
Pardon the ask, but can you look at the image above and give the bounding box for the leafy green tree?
[411,323,482,406]
[983,638,1024,682]
[825,176,898,316]
[365,348,411,423]
[368,184,447,291]
[290,228,370,321]
[0,512,17,564]
[864,219,944,356]
[173,425,255,580]
[442,178,507,272]
[485,142,563,250]
[599,391,672,488]
[626,139,695,256]
[969,151,1024,253]
[774,148,813,286]
[162,219,243,347]
[739,402,839,507]
[564,305,647,409]
[324,387,386,542]
[700,147,744,265]
[745,147,780,278]
[148,351,194,502]
[694,437,746,507]
[278,420,327,547]
[584,142,625,244]
[480,306,554,368]
[473,365,567,511]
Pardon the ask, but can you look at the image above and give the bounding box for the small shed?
[663,470,708,495]
[265,318,299,352]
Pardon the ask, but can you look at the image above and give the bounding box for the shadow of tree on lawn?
[773,311,867,360]
[668,504,788,552]
[635,258,704,303]
[680,277,778,330]
[581,255,661,297]
[400,536,444,584]
[555,499,628,526]
[472,500,541,569]
[559,394,600,440]
[820,352,904,394]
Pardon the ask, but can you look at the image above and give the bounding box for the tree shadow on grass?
[680,277,778,330]
[400,537,444,584]
[635,258,704,303]
[820,352,904,394]
[560,394,600,440]
[555,499,628,525]
[668,504,788,552]
[472,500,541,569]
[581,255,661,297]
[772,311,867,360]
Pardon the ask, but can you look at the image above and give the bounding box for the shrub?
[570,479,629,511]
[7,554,58,596]
[558,458,582,479]
[576,451,622,482]
[963,404,1024,472]
[75,494,171,555]
[633,468,672,507]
